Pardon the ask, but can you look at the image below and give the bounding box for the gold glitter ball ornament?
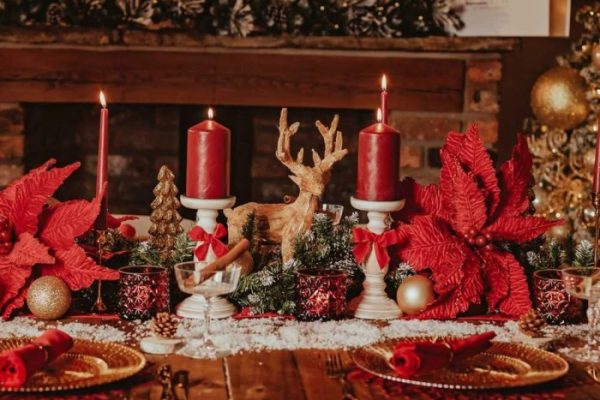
[396,275,435,315]
[530,67,589,130]
[26,276,71,320]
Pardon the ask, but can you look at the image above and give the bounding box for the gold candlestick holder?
[92,230,108,313]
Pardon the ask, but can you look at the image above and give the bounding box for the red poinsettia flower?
[395,126,560,319]
[0,160,119,319]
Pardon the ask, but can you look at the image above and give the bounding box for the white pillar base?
[178,195,238,319]
[350,196,404,320]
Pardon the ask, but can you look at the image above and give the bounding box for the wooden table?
[2,317,600,400]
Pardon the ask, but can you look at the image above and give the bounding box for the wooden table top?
[1,316,600,400]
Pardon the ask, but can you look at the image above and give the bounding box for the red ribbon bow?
[188,224,228,261]
[352,227,398,269]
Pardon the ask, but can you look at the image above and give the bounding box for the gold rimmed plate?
[0,338,146,393]
[351,337,569,390]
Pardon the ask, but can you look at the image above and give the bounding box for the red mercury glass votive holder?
[296,269,348,321]
[533,268,586,325]
[117,265,170,321]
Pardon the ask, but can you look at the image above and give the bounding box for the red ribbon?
[188,224,228,261]
[352,227,398,269]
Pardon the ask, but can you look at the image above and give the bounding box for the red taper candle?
[594,117,600,195]
[380,74,388,124]
[95,91,108,230]
[186,108,231,199]
[356,108,401,201]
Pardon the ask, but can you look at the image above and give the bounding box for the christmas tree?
[148,165,184,262]
[526,3,600,242]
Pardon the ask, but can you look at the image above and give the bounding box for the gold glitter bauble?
[592,44,600,70]
[548,223,569,240]
[26,276,71,320]
[585,148,597,169]
[396,275,435,315]
[530,67,589,130]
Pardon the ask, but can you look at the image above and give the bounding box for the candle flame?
[99,91,107,108]
[381,74,387,91]
[376,108,382,123]
[208,107,214,120]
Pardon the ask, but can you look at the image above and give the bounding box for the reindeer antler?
[314,115,348,171]
[276,108,306,176]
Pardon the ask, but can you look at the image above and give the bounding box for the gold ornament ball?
[592,44,600,70]
[530,67,590,130]
[585,148,597,169]
[26,276,71,320]
[532,186,546,209]
[548,223,569,240]
[396,275,435,315]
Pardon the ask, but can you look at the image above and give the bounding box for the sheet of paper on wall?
[455,0,571,37]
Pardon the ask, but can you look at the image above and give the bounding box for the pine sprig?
[229,213,362,314]
[129,232,193,267]
[525,239,595,270]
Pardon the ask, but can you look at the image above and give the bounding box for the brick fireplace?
[0,28,516,214]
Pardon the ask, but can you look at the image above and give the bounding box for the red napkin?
[0,329,73,388]
[390,331,496,378]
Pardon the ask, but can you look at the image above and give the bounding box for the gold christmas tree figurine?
[149,166,183,262]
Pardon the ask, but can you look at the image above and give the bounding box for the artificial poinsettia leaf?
[481,250,510,311]
[1,275,34,319]
[439,154,487,237]
[496,251,532,316]
[8,232,54,267]
[40,195,102,251]
[11,162,80,235]
[41,245,119,291]
[396,216,466,292]
[107,214,138,229]
[441,131,467,159]
[418,252,484,320]
[496,134,534,219]
[395,178,443,222]
[0,233,53,317]
[485,215,561,243]
[457,125,501,214]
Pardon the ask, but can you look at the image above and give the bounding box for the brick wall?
[14,57,501,214]
[0,103,25,186]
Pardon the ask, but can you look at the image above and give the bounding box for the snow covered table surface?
[0,316,598,400]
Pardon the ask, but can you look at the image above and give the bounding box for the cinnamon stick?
[202,239,250,275]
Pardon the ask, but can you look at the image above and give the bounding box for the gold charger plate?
[0,338,146,393]
[351,337,569,390]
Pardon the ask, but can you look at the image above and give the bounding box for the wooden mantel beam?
[0,28,517,111]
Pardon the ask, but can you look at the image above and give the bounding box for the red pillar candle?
[356,108,400,201]
[186,108,231,199]
[594,117,600,195]
[95,91,109,230]
[380,74,388,124]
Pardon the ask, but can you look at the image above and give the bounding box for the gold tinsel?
[530,67,589,131]
[149,166,183,262]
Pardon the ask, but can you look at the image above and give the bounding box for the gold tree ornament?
[149,166,184,261]
[530,67,590,130]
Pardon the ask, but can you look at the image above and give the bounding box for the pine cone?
[151,313,180,338]
[518,309,546,338]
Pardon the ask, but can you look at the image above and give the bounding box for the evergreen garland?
[129,232,193,267]
[525,239,595,271]
[229,212,361,315]
[0,0,465,38]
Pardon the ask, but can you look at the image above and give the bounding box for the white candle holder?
[350,196,404,320]
[177,195,237,319]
